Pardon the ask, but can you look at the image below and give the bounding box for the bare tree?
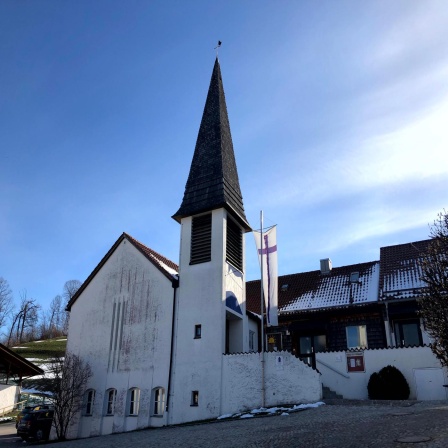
[7,292,40,345]
[62,280,81,304]
[0,277,13,331]
[47,352,92,441]
[62,280,81,333]
[45,294,64,338]
[420,210,448,367]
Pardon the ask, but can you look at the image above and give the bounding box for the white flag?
[254,226,278,326]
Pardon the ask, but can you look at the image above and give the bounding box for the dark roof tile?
[172,58,250,231]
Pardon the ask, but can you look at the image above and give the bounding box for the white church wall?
[66,238,175,438]
[221,351,321,415]
[317,346,447,400]
[170,210,229,424]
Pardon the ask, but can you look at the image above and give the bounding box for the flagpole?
[260,210,265,408]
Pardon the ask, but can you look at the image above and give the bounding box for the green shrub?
[367,365,410,400]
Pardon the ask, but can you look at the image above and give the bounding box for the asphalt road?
[0,423,21,447]
[2,401,448,447]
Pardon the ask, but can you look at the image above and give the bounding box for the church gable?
[67,233,178,311]
[67,234,177,373]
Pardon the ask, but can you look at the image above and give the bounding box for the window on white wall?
[346,325,367,349]
[249,330,255,351]
[191,390,199,406]
[152,387,165,416]
[84,389,95,416]
[105,388,117,416]
[128,388,140,416]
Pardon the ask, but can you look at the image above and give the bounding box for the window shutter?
[226,217,243,271]
[190,214,212,264]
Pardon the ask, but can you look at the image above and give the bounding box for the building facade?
[65,59,321,439]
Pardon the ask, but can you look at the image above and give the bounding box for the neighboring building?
[247,240,433,363]
[247,260,383,369]
[379,239,431,348]
[247,238,447,401]
[65,58,321,439]
[0,343,44,415]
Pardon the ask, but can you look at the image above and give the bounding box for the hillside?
[11,338,68,395]
[11,337,67,362]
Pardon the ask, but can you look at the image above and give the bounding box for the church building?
[65,58,321,438]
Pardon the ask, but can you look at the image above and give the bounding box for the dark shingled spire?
[172,58,251,231]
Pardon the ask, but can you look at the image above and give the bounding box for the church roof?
[66,233,178,311]
[172,58,251,231]
[246,261,380,315]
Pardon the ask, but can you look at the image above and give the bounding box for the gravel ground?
[38,400,448,448]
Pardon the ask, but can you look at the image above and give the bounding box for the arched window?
[104,388,117,416]
[127,388,140,416]
[151,387,165,416]
[84,389,95,416]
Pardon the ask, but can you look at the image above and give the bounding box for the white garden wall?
[221,351,321,414]
[317,346,448,400]
[0,384,19,415]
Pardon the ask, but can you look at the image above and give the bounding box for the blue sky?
[1,0,447,313]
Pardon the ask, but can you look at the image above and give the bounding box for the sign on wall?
[346,351,365,372]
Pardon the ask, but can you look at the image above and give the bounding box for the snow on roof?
[281,262,380,313]
[379,239,430,300]
[246,261,380,314]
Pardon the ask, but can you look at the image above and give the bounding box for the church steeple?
[173,58,251,231]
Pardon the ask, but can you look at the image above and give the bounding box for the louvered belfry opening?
[226,217,243,271]
[190,214,212,265]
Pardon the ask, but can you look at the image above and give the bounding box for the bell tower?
[169,58,251,424]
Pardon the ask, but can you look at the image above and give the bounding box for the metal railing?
[0,399,27,417]
[317,358,350,379]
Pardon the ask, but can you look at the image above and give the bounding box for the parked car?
[16,408,54,442]
[15,405,51,429]
[15,406,34,429]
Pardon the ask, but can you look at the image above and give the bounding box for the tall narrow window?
[128,388,140,416]
[152,387,165,416]
[105,388,117,416]
[191,390,199,406]
[226,217,243,271]
[84,389,95,416]
[190,214,212,265]
[194,324,202,339]
[249,330,255,351]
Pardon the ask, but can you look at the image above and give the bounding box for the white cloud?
[256,90,448,212]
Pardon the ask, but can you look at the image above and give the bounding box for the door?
[298,335,326,369]
[414,368,447,400]
[394,319,422,347]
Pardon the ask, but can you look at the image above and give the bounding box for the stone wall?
[221,351,321,415]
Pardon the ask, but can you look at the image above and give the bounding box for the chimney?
[320,258,332,275]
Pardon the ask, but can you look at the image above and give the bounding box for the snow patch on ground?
[217,414,233,420]
[0,417,14,422]
[217,402,325,421]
